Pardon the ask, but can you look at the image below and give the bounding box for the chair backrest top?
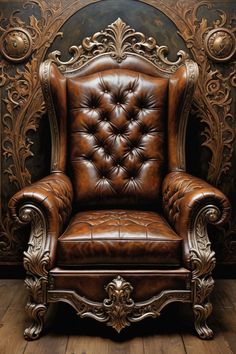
[48,18,189,78]
[40,18,198,187]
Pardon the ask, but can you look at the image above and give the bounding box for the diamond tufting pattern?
[67,69,168,209]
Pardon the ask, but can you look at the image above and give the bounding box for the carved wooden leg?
[24,275,48,340]
[193,302,213,339]
[24,301,48,340]
[192,275,214,339]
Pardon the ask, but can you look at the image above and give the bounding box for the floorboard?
[0,280,235,354]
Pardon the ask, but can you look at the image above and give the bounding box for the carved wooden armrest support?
[162,171,230,339]
[8,172,73,270]
[162,171,230,265]
[8,172,73,340]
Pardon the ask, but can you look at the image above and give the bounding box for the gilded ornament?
[0,28,33,63]
[103,275,134,333]
[204,28,236,62]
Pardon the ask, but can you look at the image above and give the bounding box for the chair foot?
[193,302,213,339]
[24,302,48,340]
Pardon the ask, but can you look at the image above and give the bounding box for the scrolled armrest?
[162,172,230,229]
[8,172,73,269]
[162,172,230,267]
[9,172,73,228]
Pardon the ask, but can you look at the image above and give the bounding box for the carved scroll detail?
[49,18,189,74]
[19,205,49,277]
[189,206,220,339]
[24,302,48,340]
[48,276,191,333]
[175,1,235,185]
[18,204,49,340]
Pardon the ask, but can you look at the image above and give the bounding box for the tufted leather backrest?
[67,68,168,209]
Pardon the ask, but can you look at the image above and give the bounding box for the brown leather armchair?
[9,19,230,340]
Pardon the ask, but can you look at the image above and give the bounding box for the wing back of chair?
[40,18,198,210]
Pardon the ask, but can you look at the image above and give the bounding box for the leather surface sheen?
[67,69,168,209]
[57,210,182,266]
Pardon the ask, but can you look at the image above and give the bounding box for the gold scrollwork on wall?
[174,1,235,185]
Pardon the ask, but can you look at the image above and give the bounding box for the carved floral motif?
[189,206,220,339]
[175,0,235,186]
[103,275,134,333]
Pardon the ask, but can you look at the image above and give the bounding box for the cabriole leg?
[193,276,214,339]
[24,275,48,340]
[24,301,48,340]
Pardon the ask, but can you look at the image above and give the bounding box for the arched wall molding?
[0,0,235,264]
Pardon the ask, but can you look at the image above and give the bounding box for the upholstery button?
[117,102,120,105]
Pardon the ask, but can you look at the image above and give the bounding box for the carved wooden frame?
[18,203,49,340]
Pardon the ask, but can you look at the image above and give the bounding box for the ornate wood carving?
[103,276,135,332]
[189,205,221,339]
[174,1,235,186]
[48,275,191,333]
[18,204,49,339]
[49,17,188,73]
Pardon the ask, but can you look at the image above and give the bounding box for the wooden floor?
[0,279,236,354]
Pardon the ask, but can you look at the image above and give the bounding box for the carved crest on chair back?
[40,18,198,174]
[48,18,189,74]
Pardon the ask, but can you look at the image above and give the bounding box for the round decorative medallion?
[205,28,236,63]
[0,28,33,63]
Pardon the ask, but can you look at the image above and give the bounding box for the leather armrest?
[162,171,230,266]
[8,172,73,268]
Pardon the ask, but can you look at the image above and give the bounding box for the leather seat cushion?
[57,210,182,266]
